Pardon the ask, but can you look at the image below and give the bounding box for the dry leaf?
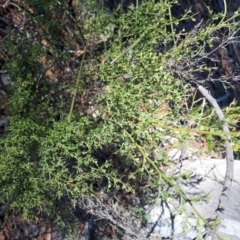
[75,50,85,57]
[41,39,49,47]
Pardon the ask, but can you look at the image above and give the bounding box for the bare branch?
[197,85,234,217]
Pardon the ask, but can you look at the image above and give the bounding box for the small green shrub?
[0,0,239,236]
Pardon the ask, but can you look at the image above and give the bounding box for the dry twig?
[197,85,234,236]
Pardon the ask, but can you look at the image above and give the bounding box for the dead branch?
[76,194,167,239]
[197,85,234,233]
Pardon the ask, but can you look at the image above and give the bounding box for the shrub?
[0,0,239,237]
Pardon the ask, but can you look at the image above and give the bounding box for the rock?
[183,158,240,239]
[0,70,12,87]
[168,148,182,161]
[146,157,240,239]
[146,201,207,239]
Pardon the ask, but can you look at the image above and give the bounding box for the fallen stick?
[197,85,234,236]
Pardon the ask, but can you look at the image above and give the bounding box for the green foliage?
[0,0,239,235]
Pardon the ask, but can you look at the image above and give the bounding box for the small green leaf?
[196,218,205,227]
[215,217,221,225]
[219,236,231,240]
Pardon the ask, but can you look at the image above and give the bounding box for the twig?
[78,196,138,238]
[110,30,148,65]
[68,45,87,122]
[197,85,234,236]
[197,97,206,127]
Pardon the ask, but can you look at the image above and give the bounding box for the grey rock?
[145,158,240,239]
[0,70,12,87]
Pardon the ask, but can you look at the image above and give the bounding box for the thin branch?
[68,45,87,122]
[110,30,148,65]
[197,85,234,229]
